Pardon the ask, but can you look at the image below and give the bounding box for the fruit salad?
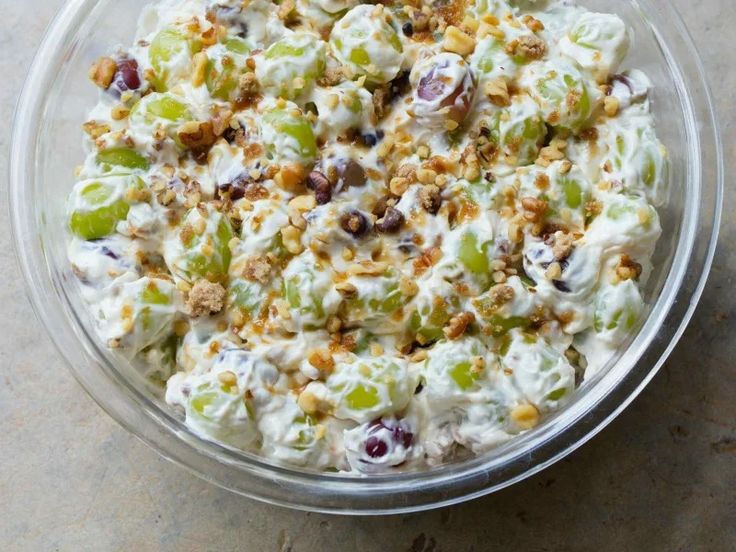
[69,0,668,472]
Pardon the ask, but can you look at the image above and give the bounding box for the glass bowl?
[8,0,722,514]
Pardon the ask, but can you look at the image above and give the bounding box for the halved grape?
[321,355,415,423]
[129,92,193,147]
[68,176,144,240]
[592,279,644,345]
[525,60,598,131]
[96,147,150,172]
[486,95,546,165]
[149,28,192,92]
[330,5,403,84]
[260,106,317,165]
[205,41,250,101]
[164,204,234,283]
[256,33,326,98]
[410,52,477,129]
[458,231,491,275]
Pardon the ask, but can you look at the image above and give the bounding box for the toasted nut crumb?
[187,279,227,317]
[281,225,304,254]
[419,184,442,214]
[545,262,562,280]
[308,349,335,372]
[275,163,307,193]
[604,96,620,117]
[389,176,410,196]
[111,105,130,121]
[551,232,574,260]
[83,120,111,139]
[521,14,545,32]
[178,121,217,158]
[218,371,238,387]
[616,254,643,281]
[191,52,208,87]
[511,403,540,429]
[297,390,322,415]
[335,281,358,297]
[370,342,384,356]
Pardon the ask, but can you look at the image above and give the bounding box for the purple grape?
[362,419,413,459]
[365,436,388,458]
[113,58,141,92]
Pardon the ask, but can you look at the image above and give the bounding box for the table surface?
[2,1,735,550]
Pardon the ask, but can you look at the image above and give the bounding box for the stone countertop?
[1,1,734,550]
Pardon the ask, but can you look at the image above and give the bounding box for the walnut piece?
[443,312,475,340]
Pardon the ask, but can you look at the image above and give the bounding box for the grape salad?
[69,0,668,473]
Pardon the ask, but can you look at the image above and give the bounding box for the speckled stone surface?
[1,1,734,550]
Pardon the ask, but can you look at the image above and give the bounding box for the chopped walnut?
[551,232,574,260]
[187,279,226,317]
[521,196,548,223]
[443,26,476,56]
[443,312,475,340]
[89,57,116,89]
[484,78,510,107]
[178,121,217,160]
[82,120,111,139]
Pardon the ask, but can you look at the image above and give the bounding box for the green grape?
[224,37,250,55]
[488,314,530,337]
[283,272,325,322]
[546,387,567,401]
[459,232,491,275]
[345,385,380,410]
[206,57,240,101]
[258,34,326,98]
[96,148,150,172]
[149,28,192,92]
[169,207,234,282]
[561,178,583,209]
[532,64,593,130]
[412,300,453,344]
[129,93,192,149]
[449,361,476,391]
[68,177,142,240]
[205,40,251,101]
[261,108,317,164]
[326,356,413,423]
[147,94,190,121]
[228,279,266,316]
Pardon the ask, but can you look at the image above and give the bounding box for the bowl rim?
[8,0,723,514]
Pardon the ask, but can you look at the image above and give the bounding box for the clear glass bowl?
[8,0,722,514]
